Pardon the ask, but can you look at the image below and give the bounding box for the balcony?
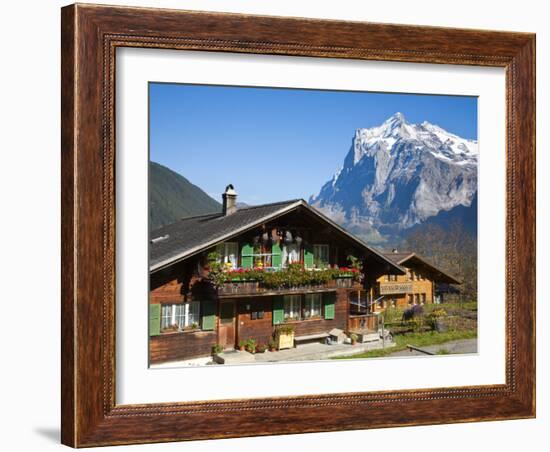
[212,265,362,297]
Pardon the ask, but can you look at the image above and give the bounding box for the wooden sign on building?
[379,282,414,295]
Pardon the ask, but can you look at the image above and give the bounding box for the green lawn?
[333,329,478,359]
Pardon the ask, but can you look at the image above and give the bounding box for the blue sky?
[149,83,477,205]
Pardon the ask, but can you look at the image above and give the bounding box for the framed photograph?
[61,3,535,447]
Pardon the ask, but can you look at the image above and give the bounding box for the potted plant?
[350,333,358,346]
[237,340,246,351]
[275,324,295,350]
[245,338,256,354]
[256,343,267,353]
[428,308,448,332]
[268,338,277,352]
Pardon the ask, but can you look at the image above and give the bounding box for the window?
[241,243,276,268]
[161,302,200,330]
[408,294,414,305]
[217,242,238,268]
[282,244,300,266]
[406,269,412,281]
[160,304,172,329]
[389,274,398,282]
[384,274,390,282]
[421,293,426,304]
[414,294,420,305]
[313,244,329,267]
[303,293,322,318]
[283,295,301,320]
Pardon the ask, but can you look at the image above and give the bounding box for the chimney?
[222,184,238,215]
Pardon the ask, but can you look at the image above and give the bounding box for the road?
[388,338,478,357]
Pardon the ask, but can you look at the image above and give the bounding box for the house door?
[218,301,236,350]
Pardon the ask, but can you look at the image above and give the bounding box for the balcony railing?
[217,277,360,296]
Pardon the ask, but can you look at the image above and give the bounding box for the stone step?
[213,350,256,365]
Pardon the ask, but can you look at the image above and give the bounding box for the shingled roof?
[150,199,405,274]
[381,251,461,284]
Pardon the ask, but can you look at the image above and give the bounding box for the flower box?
[218,281,259,295]
[335,277,354,288]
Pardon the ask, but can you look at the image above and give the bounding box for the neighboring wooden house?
[373,250,461,311]
[149,185,404,364]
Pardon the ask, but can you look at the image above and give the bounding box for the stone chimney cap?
[222,184,238,216]
[225,184,237,196]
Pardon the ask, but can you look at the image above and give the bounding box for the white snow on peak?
[351,113,478,166]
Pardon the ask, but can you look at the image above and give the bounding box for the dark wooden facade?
[149,207,396,364]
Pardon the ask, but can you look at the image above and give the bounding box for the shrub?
[402,305,424,322]
[402,305,426,332]
[383,307,403,325]
[211,344,224,355]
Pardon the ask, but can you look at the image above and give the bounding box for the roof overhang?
[150,200,405,275]
[393,253,461,284]
[150,201,303,272]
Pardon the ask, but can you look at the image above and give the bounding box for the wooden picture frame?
[61,3,535,447]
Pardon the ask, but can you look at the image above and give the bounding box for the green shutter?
[149,303,161,336]
[272,242,282,268]
[241,243,253,269]
[304,245,314,269]
[201,299,217,331]
[323,292,336,320]
[272,296,284,325]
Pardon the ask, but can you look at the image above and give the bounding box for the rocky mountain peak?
[310,114,478,245]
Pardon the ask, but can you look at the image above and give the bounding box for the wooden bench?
[294,332,330,346]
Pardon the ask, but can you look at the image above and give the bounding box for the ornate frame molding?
[62,4,535,447]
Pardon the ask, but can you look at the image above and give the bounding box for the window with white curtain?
[283,295,301,320]
[161,302,200,330]
[217,242,239,268]
[303,293,322,318]
[160,304,173,329]
[282,244,300,266]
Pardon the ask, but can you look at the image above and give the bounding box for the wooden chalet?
[373,250,461,311]
[149,185,405,364]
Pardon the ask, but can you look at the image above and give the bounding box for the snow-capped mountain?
[309,112,478,244]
